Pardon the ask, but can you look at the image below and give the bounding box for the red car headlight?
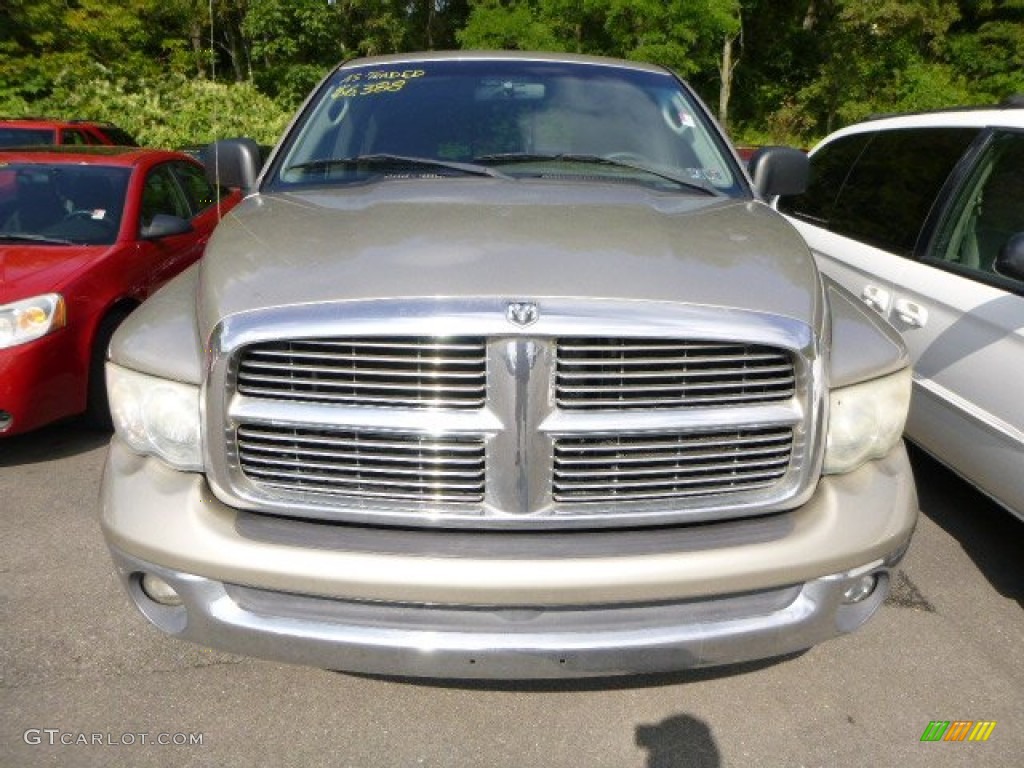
[0,293,66,349]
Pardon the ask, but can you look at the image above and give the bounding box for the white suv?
[778,102,1024,520]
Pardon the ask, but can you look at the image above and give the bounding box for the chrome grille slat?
[241,455,486,478]
[550,480,781,503]
[557,376,796,394]
[241,361,484,379]
[553,429,794,503]
[553,460,790,481]
[559,392,792,408]
[556,337,795,410]
[237,336,487,408]
[557,364,793,379]
[553,431,790,453]
[556,353,786,365]
[238,372,485,393]
[555,444,792,466]
[246,476,482,502]
[237,434,481,462]
[235,387,478,408]
[247,340,485,352]
[236,425,485,502]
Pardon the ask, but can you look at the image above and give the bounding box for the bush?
[2,71,291,149]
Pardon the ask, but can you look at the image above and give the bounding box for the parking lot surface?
[1,423,1021,767]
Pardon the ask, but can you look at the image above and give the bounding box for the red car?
[0,146,241,436]
[0,118,138,148]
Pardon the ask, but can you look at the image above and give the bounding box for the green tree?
[2,0,1021,149]
[458,1,566,50]
[0,0,196,104]
[948,0,1024,102]
[459,0,739,77]
[243,0,347,104]
[404,0,472,50]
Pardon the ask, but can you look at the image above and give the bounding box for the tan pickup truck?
[99,52,917,679]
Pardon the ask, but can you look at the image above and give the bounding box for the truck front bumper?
[100,439,917,679]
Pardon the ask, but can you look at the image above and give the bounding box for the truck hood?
[0,243,110,304]
[197,179,820,339]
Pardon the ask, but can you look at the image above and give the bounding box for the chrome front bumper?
[108,549,905,678]
[101,439,917,679]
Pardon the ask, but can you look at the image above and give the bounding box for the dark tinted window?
[932,131,1024,285]
[140,165,190,228]
[778,132,871,226]
[780,127,979,257]
[63,130,89,145]
[831,128,977,255]
[0,128,54,147]
[98,125,139,146]
[171,161,221,215]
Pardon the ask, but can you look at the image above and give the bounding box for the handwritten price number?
[333,80,406,99]
[332,70,426,99]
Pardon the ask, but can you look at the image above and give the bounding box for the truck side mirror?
[201,138,262,193]
[748,146,809,198]
[995,232,1024,282]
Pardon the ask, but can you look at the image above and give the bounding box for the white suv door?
[779,124,1024,519]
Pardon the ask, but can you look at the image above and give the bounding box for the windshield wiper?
[473,152,719,195]
[285,154,511,180]
[0,232,75,245]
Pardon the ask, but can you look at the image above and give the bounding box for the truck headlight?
[824,367,912,475]
[0,293,66,349]
[107,363,202,470]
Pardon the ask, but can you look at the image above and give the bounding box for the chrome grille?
[208,300,818,529]
[556,338,795,409]
[553,428,794,502]
[236,425,486,502]
[237,337,487,408]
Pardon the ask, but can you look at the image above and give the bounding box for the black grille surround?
[206,301,820,530]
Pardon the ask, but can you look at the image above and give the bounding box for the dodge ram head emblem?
[506,302,539,327]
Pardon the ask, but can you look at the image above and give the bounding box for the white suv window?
[780,128,977,257]
[932,131,1024,285]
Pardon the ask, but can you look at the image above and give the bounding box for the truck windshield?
[269,59,743,196]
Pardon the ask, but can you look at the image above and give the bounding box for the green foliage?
[948,16,1024,102]
[1,72,290,148]
[458,1,566,51]
[604,0,738,76]
[459,0,738,76]
[244,0,348,105]
[1,0,1020,147]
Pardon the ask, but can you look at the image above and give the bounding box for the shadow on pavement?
[908,443,1023,607]
[0,418,111,467]
[636,714,721,768]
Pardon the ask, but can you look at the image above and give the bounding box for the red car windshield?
[0,164,130,245]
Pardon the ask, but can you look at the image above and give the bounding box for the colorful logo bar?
[920,721,997,742]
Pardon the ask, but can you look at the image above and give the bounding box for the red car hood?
[0,243,111,303]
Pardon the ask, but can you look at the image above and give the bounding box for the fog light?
[842,574,879,604]
[0,411,12,433]
[140,573,183,607]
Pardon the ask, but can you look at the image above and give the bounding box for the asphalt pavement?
[1,422,1021,767]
